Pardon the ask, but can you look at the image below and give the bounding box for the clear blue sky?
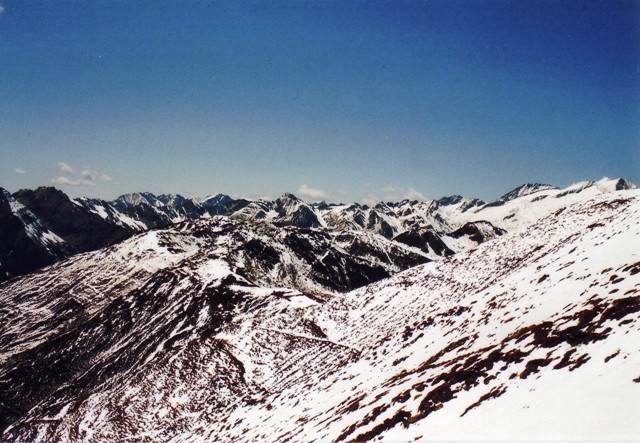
[1,0,639,202]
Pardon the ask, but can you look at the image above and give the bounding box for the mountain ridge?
[1,177,635,282]
[1,184,638,441]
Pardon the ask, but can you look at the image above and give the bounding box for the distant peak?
[615,178,637,191]
[484,183,559,208]
[201,193,232,206]
[435,195,463,207]
[280,193,301,201]
[115,192,159,207]
[510,183,558,197]
[395,199,420,206]
[30,186,66,197]
[312,200,329,210]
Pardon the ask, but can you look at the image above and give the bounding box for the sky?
[1,0,639,203]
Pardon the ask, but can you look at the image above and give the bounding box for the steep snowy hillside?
[1,189,638,441]
[444,221,507,252]
[386,195,485,233]
[111,192,181,227]
[0,188,73,281]
[230,193,324,228]
[321,203,403,239]
[12,187,135,252]
[74,197,146,231]
[467,177,637,231]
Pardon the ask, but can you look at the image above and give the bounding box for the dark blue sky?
[1,0,639,202]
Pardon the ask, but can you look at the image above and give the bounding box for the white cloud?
[14,167,27,174]
[362,195,380,207]
[81,169,95,180]
[362,187,430,206]
[0,5,5,14]
[51,163,117,190]
[297,184,330,201]
[402,188,429,202]
[58,162,74,175]
[51,176,96,187]
[232,192,274,201]
[81,168,113,182]
[380,185,399,194]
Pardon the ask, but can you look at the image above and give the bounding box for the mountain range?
[1,177,634,283]
[0,176,639,441]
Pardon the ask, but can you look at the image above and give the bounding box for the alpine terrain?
[0,177,639,441]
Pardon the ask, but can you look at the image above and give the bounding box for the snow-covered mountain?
[1,177,635,283]
[0,188,73,280]
[467,177,637,231]
[12,187,136,251]
[1,184,638,441]
[0,213,428,433]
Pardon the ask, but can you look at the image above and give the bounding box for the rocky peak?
[616,177,637,190]
[484,183,559,208]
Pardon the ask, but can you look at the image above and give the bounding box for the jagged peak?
[344,202,365,211]
[312,200,329,210]
[484,183,559,208]
[156,194,186,205]
[279,192,302,202]
[505,183,557,198]
[434,195,464,207]
[200,193,232,206]
[551,177,637,198]
[616,177,637,190]
[16,186,67,199]
[114,192,162,207]
[373,201,392,211]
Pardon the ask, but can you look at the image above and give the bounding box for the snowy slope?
[321,203,404,238]
[465,177,637,232]
[0,188,72,280]
[1,189,638,441]
[111,192,180,226]
[318,178,634,242]
[389,195,485,233]
[228,193,324,228]
[74,197,147,230]
[11,187,136,253]
[4,177,633,284]
[2,190,67,252]
[199,190,640,442]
